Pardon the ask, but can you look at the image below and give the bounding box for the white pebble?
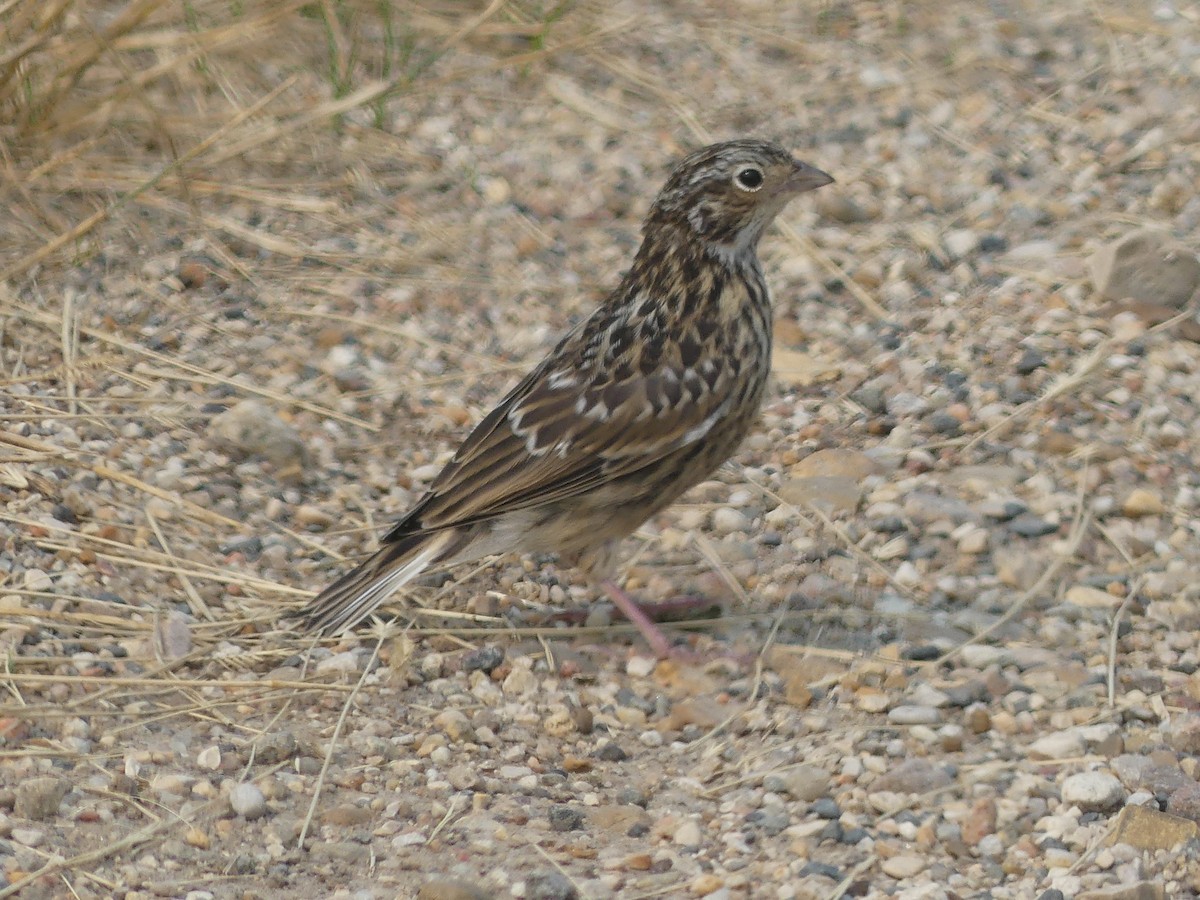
[1030,730,1086,760]
[625,656,657,678]
[229,782,267,819]
[711,507,749,534]
[639,730,664,748]
[674,819,703,846]
[1061,771,1124,812]
[315,651,362,675]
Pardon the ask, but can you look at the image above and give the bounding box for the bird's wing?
[388,308,737,536]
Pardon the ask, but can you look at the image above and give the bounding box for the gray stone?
[1077,882,1165,900]
[1111,755,1191,795]
[872,759,953,794]
[14,776,69,821]
[772,764,830,802]
[155,610,193,660]
[527,871,579,900]
[229,782,267,819]
[210,399,307,467]
[254,731,298,765]
[1088,228,1200,309]
[417,880,490,900]
[1164,714,1200,754]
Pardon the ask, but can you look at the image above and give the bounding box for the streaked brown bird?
[300,139,833,657]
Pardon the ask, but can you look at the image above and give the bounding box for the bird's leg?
[600,579,676,659]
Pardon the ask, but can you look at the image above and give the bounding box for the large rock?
[1107,804,1200,852]
[1061,771,1124,812]
[210,399,307,467]
[1088,228,1200,309]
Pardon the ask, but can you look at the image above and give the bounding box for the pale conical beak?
[788,161,835,193]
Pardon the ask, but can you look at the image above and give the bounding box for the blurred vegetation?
[0,0,582,278]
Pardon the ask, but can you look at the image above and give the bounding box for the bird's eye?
[734,167,764,191]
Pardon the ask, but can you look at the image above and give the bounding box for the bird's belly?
[532,396,764,560]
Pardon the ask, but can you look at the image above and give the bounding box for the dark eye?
[734,167,764,191]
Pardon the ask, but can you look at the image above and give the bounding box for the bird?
[299,139,833,658]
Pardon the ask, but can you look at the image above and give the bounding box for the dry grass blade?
[3,298,374,429]
[17,0,167,129]
[0,801,212,900]
[0,510,306,597]
[779,222,889,321]
[0,431,242,529]
[2,76,297,279]
[297,630,385,849]
[0,672,353,691]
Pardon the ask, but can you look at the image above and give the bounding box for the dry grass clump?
[0,0,616,653]
[0,0,589,281]
[0,0,610,708]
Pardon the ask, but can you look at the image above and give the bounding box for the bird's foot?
[599,580,724,660]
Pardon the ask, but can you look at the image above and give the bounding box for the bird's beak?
[787,161,835,193]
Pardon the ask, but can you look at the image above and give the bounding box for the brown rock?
[773,349,841,387]
[1077,881,1166,900]
[320,804,373,827]
[776,764,830,802]
[664,696,727,731]
[417,879,491,900]
[784,677,813,708]
[1064,585,1121,609]
[1168,782,1200,822]
[962,796,997,846]
[177,256,216,289]
[1088,228,1200,309]
[1121,488,1164,518]
[1108,804,1200,851]
[587,804,651,834]
[871,759,953,794]
[789,448,879,480]
[777,476,864,516]
[964,704,991,734]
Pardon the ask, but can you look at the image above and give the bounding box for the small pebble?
[229,782,267,819]
[674,819,703,846]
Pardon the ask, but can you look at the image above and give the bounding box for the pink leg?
[601,579,675,659]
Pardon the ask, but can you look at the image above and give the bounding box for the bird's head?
[647,139,833,263]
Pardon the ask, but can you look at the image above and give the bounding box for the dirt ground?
[2,1,1200,897]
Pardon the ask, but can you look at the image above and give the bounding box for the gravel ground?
[2,1,1200,898]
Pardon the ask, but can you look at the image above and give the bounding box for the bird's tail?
[299,528,463,635]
